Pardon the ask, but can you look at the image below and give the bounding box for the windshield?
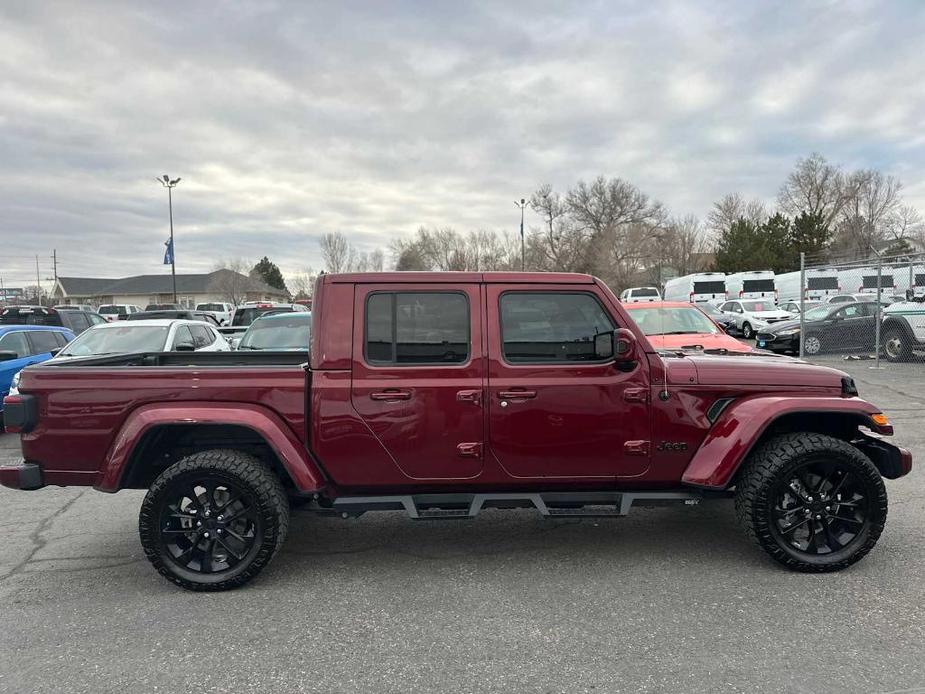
[803,305,833,321]
[232,306,291,326]
[632,288,659,297]
[741,301,775,311]
[59,325,169,356]
[237,315,311,350]
[628,307,719,336]
[98,305,125,315]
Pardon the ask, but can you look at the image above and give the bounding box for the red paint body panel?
[3,271,911,497]
[681,395,882,488]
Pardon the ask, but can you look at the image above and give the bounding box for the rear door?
[485,285,651,479]
[351,284,485,480]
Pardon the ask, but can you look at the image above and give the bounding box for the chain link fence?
[755,252,925,368]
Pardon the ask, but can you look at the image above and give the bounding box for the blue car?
[0,324,76,412]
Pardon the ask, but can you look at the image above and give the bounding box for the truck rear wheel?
[735,433,887,572]
[139,449,289,591]
[882,326,913,362]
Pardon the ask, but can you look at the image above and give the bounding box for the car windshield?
[628,307,719,336]
[98,306,125,315]
[58,326,169,356]
[803,305,833,321]
[741,301,774,311]
[696,302,722,316]
[237,315,311,350]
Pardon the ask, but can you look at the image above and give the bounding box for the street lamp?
[514,198,526,271]
[156,175,182,303]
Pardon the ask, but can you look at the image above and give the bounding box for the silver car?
[719,299,793,339]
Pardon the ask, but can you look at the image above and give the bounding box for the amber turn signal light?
[871,413,890,427]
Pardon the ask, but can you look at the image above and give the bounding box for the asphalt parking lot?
[1,360,923,694]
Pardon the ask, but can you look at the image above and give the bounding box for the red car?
[1,272,911,590]
[625,300,755,352]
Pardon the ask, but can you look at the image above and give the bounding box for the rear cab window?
[365,292,470,365]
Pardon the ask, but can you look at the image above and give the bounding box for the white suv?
[620,287,661,303]
[719,299,793,339]
[195,302,236,326]
[97,304,143,322]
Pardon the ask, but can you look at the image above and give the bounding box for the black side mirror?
[0,351,19,363]
[174,342,195,352]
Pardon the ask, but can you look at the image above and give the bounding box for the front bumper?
[756,332,799,352]
[855,432,913,480]
[0,462,44,490]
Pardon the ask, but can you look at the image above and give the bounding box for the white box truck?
[663,272,727,304]
[838,266,895,296]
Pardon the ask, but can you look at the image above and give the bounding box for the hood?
[749,310,792,320]
[679,353,848,388]
[647,333,754,352]
[763,318,802,333]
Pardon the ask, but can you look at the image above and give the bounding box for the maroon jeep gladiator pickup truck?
[1,272,913,590]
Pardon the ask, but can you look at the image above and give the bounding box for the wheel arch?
[881,315,915,340]
[95,402,327,493]
[681,396,886,489]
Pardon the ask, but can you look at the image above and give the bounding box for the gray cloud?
[1,0,924,286]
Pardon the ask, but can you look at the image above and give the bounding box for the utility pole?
[156,175,182,303]
[51,249,58,284]
[514,198,526,271]
[35,255,42,305]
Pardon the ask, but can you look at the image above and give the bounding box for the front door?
[351,284,485,480]
[486,286,651,480]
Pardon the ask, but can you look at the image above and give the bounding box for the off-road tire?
[741,322,754,339]
[139,449,290,591]
[735,433,887,572]
[882,326,913,363]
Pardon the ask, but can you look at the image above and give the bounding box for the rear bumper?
[0,462,44,490]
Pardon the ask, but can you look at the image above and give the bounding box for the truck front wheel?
[735,433,887,572]
[138,449,290,591]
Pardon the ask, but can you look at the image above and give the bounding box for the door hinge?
[457,442,483,459]
[624,440,650,456]
[623,388,649,403]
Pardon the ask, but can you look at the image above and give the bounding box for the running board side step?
[317,490,726,520]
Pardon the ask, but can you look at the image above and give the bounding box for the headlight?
[776,328,800,336]
[8,371,21,396]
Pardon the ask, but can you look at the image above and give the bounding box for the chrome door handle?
[370,389,412,401]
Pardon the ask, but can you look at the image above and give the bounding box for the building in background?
[51,269,287,308]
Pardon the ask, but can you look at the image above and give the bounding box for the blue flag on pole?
[163,238,173,265]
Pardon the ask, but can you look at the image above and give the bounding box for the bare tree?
[319,232,351,273]
[833,170,904,256]
[660,215,711,278]
[209,258,252,304]
[707,193,766,234]
[777,152,846,228]
[288,267,318,299]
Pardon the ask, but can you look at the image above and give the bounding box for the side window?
[720,302,734,312]
[190,325,213,348]
[500,292,615,363]
[365,292,469,365]
[63,312,90,332]
[0,332,30,358]
[53,332,71,348]
[172,325,194,350]
[27,331,61,355]
[88,313,106,325]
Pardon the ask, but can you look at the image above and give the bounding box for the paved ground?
[0,360,923,694]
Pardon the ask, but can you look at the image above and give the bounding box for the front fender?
[95,402,325,493]
[681,395,885,489]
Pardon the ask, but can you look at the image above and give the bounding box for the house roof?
[57,269,286,298]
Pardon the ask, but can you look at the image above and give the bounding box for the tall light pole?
[156,175,181,302]
[514,198,526,271]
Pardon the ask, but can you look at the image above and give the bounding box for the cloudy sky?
[2,0,924,288]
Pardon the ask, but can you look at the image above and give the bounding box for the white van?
[775,268,840,303]
[663,272,727,304]
[619,287,661,303]
[838,266,895,296]
[893,264,925,299]
[725,271,776,302]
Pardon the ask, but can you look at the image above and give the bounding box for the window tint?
[28,331,61,355]
[365,292,469,365]
[54,331,71,348]
[693,280,725,294]
[807,276,839,290]
[500,292,614,363]
[0,332,29,358]
[835,305,862,319]
[742,279,775,292]
[172,325,194,349]
[190,325,214,348]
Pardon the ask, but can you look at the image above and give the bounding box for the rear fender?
[681,395,885,489]
[95,402,325,492]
